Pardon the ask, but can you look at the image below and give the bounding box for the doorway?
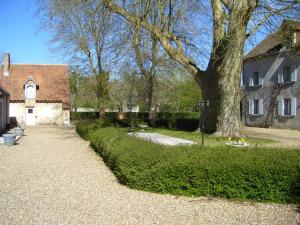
[26,108,36,126]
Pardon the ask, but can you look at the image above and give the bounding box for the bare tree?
[69,67,81,111]
[38,0,121,118]
[132,25,159,119]
[104,0,299,136]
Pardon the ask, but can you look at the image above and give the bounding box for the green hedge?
[75,119,112,140]
[72,111,200,131]
[71,112,100,120]
[76,121,300,203]
[154,112,199,130]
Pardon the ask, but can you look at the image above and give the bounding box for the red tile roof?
[0,84,9,95]
[0,64,70,109]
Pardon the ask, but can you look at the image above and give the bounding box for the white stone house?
[242,20,300,129]
[0,53,70,127]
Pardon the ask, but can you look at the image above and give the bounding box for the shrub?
[71,112,99,120]
[72,111,200,131]
[76,119,112,140]
[155,112,199,130]
[78,123,300,203]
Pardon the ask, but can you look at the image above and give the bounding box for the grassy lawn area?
[76,120,300,203]
[144,128,276,146]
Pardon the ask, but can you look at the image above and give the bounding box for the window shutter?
[278,67,283,83]
[240,72,244,86]
[259,99,264,115]
[248,99,253,115]
[278,97,283,116]
[291,97,297,116]
[259,73,263,85]
[291,66,297,82]
[249,73,253,86]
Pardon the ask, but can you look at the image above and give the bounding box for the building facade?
[0,86,9,131]
[242,20,300,129]
[0,53,70,127]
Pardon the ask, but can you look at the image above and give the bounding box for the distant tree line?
[69,66,201,113]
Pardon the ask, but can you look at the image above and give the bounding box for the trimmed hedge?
[153,112,199,130]
[71,112,100,120]
[77,121,300,203]
[76,119,112,140]
[72,111,200,131]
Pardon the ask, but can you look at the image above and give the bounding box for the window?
[249,71,263,86]
[283,66,291,82]
[249,99,263,115]
[28,108,33,114]
[278,66,297,83]
[278,97,297,116]
[283,98,291,115]
[25,85,36,99]
[253,72,260,86]
[253,100,259,115]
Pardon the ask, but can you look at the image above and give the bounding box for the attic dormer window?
[25,85,36,99]
[24,76,38,99]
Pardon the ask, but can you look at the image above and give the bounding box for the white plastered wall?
[35,103,63,125]
[10,102,67,126]
[63,110,70,125]
[9,103,26,127]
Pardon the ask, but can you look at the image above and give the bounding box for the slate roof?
[244,20,300,60]
[0,64,70,109]
[244,33,282,60]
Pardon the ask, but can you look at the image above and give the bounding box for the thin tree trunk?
[98,94,105,119]
[148,74,155,121]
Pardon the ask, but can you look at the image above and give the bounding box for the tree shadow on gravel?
[296,205,300,213]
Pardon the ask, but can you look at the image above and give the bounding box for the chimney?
[3,53,10,76]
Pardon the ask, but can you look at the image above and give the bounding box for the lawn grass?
[144,127,276,146]
[76,120,300,203]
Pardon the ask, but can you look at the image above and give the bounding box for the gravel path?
[128,132,196,145]
[0,126,299,225]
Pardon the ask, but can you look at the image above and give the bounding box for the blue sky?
[0,0,63,64]
[0,1,284,66]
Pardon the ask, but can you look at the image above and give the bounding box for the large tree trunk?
[216,52,243,137]
[212,4,252,136]
[195,71,218,133]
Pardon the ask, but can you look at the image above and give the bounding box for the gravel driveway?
[245,126,300,148]
[0,126,299,225]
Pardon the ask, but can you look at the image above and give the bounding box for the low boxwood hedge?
[76,119,112,140]
[76,121,300,203]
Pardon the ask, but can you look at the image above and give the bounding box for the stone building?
[242,20,300,129]
[0,53,70,126]
[0,85,9,131]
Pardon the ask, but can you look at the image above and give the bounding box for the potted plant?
[226,136,249,147]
